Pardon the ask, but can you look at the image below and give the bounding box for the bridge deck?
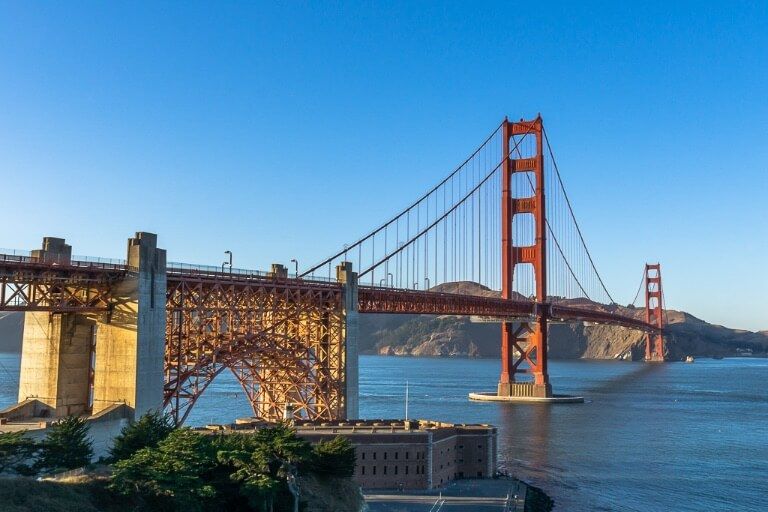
[0,257,658,332]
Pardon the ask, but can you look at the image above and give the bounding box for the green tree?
[36,416,93,473]
[217,446,282,511]
[109,409,175,462]
[0,430,38,475]
[216,426,313,511]
[311,436,356,477]
[110,428,218,512]
[251,423,313,479]
[111,425,317,512]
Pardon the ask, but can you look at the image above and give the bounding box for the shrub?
[110,424,315,512]
[36,416,93,473]
[110,428,218,511]
[0,430,38,475]
[109,410,174,462]
[311,436,356,477]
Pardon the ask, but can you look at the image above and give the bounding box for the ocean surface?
[1,353,766,511]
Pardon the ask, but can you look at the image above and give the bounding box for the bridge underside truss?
[0,258,124,313]
[164,277,346,425]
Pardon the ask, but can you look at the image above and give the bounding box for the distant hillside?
[1,286,765,361]
[360,282,768,361]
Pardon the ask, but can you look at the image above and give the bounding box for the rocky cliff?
[359,282,768,361]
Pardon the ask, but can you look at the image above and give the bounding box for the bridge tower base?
[644,263,666,362]
[471,117,583,404]
[497,117,555,399]
[16,233,166,420]
[337,262,359,420]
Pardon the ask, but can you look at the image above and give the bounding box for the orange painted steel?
[500,116,550,392]
[0,250,664,424]
[1,110,672,423]
[358,286,535,317]
[0,255,125,313]
[644,263,666,361]
[164,270,346,425]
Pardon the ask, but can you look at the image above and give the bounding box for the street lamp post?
[222,250,232,274]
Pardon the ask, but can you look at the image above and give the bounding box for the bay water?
[1,353,765,511]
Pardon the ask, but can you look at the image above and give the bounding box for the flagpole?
[405,380,409,421]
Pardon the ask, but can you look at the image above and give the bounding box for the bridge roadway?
[0,254,657,333]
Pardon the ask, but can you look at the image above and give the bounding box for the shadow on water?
[583,361,664,394]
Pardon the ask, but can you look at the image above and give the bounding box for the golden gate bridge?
[0,116,665,425]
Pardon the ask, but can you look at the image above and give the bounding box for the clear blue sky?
[1,2,766,330]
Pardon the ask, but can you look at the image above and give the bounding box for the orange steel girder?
[500,116,550,391]
[0,259,124,313]
[164,276,346,425]
[644,263,666,361]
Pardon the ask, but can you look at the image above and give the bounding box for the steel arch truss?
[164,277,346,425]
[0,260,125,313]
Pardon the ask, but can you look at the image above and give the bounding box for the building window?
[362,466,365,475]
[373,452,377,460]
[373,466,376,475]
[394,465,398,475]
[362,452,365,460]
[383,466,387,475]
[395,452,398,460]
[384,452,387,460]
[406,452,409,459]
[406,466,409,475]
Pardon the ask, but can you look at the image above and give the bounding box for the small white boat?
[685,355,695,363]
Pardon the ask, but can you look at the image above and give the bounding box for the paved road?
[364,478,526,512]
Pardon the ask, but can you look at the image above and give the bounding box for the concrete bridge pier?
[16,233,166,421]
[336,262,359,420]
[92,232,166,418]
[17,238,94,417]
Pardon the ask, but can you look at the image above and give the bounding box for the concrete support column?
[31,237,72,264]
[92,232,166,419]
[18,313,94,417]
[18,237,94,418]
[336,262,359,420]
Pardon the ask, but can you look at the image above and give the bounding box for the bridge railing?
[72,255,127,266]
[167,261,272,278]
[0,249,128,272]
[166,262,338,284]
